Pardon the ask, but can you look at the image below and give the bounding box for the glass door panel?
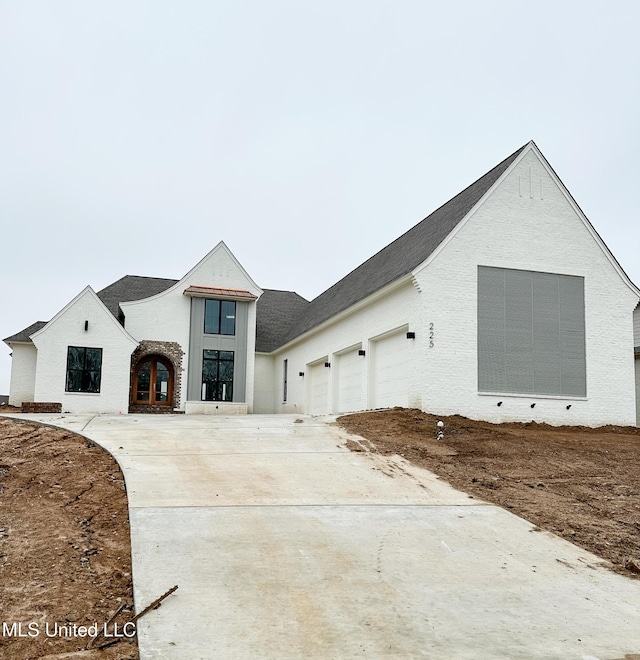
[136,361,151,401]
[155,363,170,402]
[134,357,173,406]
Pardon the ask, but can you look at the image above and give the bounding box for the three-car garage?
[305,327,411,415]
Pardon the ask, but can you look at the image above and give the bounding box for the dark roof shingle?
[256,290,310,352]
[97,276,178,316]
[3,321,48,344]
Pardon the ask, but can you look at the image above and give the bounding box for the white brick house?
[5,142,640,426]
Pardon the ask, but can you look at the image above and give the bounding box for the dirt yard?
[338,408,640,578]
[0,416,138,660]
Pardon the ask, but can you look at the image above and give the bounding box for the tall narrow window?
[283,359,288,402]
[202,350,234,401]
[204,300,236,335]
[66,347,102,393]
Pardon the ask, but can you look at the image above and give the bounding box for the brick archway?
[129,341,184,413]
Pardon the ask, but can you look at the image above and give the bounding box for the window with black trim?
[204,300,236,335]
[66,346,103,393]
[202,350,234,401]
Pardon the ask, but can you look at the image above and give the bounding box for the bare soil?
[338,408,640,578]
[0,416,139,660]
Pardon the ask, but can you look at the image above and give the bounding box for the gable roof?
[275,143,528,347]
[28,286,138,348]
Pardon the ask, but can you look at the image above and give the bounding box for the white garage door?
[336,349,364,413]
[372,331,409,409]
[308,361,329,415]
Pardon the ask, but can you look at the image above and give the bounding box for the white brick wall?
[8,343,37,406]
[31,287,138,414]
[413,148,638,427]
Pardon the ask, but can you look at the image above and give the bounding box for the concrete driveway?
[11,413,640,659]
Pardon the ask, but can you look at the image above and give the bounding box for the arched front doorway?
[133,356,174,406]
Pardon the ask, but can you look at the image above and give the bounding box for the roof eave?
[3,339,34,347]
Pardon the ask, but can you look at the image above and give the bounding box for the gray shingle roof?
[256,290,310,352]
[3,321,48,344]
[97,276,178,316]
[276,143,528,347]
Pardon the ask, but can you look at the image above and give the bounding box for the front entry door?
[133,357,173,406]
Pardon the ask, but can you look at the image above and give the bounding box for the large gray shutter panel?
[478,267,585,397]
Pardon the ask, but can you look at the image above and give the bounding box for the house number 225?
[429,323,434,348]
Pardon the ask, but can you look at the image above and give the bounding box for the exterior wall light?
[299,372,305,377]
[324,362,331,368]
[84,320,89,331]
[358,349,366,356]
[530,403,536,408]
[566,404,572,410]
[406,332,416,339]
[497,401,503,407]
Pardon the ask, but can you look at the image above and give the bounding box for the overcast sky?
[1,1,639,394]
